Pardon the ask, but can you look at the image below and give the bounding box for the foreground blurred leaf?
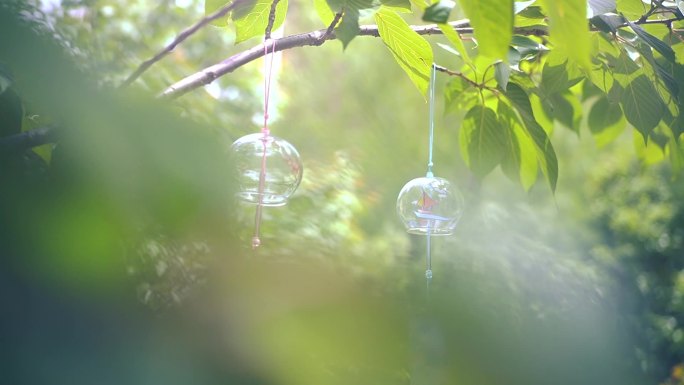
[459,0,513,61]
[538,0,591,69]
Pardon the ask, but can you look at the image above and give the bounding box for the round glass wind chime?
[396,63,464,283]
[231,40,303,249]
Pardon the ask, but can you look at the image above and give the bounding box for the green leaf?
[375,8,434,95]
[337,10,360,48]
[590,13,625,33]
[608,81,623,103]
[588,95,626,147]
[511,35,547,52]
[620,74,663,140]
[608,49,640,76]
[669,138,684,173]
[232,0,289,43]
[444,77,477,114]
[505,82,559,192]
[205,0,231,26]
[531,93,555,134]
[592,31,620,58]
[327,0,375,12]
[538,0,591,70]
[438,23,472,66]
[588,0,616,16]
[314,0,336,25]
[507,47,523,65]
[541,62,570,94]
[588,66,615,94]
[498,101,538,190]
[541,51,584,92]
[627,20,676,63]
[634,129,666,163]
[422,0,454,23]
[409,0,428,10]
[650,124,669,149]
[517,5,545,18]
[548,92,581,132]
[644,23,671,41]
[494,61,511,91]
[498,105,521,182]
[671,115,684,142]
[380,0,412,12]
[582,78,603,100]
[458,0,513,61]
[616,0,648,20]
[460,105,506,177]
[653,61,680,102]
[514,0,537,14]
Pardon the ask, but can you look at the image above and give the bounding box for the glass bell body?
[396,176,464,235]
[231,132,303,207]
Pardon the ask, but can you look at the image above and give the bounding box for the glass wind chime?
[396,63,464,283]
[231,40,303,249]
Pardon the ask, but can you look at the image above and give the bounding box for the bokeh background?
[2,1,683,384]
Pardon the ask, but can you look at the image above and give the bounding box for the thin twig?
[638,1,659,23]
[434,64,499,94]
[316,11,344,45]
[119,0,243,88]
[264,0,281,40]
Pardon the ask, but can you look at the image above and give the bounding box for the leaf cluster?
[206,0,684,191]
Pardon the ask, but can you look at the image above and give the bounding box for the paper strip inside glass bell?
[396,176,464,235]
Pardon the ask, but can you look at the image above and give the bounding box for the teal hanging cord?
[426,63,436,178]
[425,63,437,288]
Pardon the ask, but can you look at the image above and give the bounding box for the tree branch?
[162,10,684,100]
[161,19,474,99]
[263,0,281,40]
[0,125,57,152]
[12,7,684,149]
[119,0,244,88]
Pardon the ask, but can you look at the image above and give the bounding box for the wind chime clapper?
[396,63,464,282]
[230,39,303,249]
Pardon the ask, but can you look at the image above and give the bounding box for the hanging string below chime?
[231,39,303,249]
[396,63,464,286]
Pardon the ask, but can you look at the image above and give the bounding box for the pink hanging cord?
[252,39,277,249]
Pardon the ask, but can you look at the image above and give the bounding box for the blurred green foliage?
[3,1,684,385]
